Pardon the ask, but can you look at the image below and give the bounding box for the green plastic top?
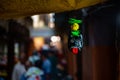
[68,18,82,24]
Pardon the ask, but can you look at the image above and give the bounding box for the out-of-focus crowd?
[12,48,73,80]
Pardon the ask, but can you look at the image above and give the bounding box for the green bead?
[71,30,80,37]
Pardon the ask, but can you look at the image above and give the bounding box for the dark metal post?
[7,20,15,80]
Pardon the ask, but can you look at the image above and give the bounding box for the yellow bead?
[72,23,79,30]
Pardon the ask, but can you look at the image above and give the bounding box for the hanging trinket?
[68,18,83,54]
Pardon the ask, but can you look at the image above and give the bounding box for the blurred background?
[0,0,120,80]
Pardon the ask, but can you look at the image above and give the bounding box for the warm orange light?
[33,37,44,50]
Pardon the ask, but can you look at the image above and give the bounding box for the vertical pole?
[7,20,14,80]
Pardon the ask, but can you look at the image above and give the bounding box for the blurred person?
[28,55,40,65]
[20,60,32,80]
[12,53,26,80]
[35,59,43,69]
[41,53,51,80]
[32,50,41,57]
[25,60,33,71]
[48,51,58,80]
[21,55,44,80]
[56,63,67,80]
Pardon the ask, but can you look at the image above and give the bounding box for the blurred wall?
[83,5,118,80]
